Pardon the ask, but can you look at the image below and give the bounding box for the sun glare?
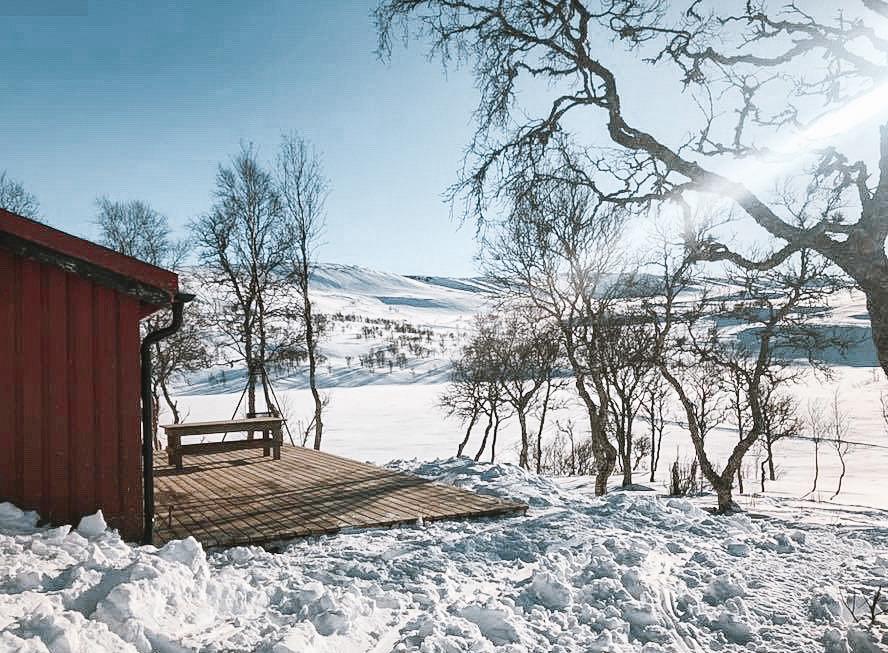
[727,81,888,192]
[794,81,888,146]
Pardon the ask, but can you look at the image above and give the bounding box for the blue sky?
[3,2,883,276]
[1,1,481,276]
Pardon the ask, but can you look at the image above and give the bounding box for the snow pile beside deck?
[1,460,886,652]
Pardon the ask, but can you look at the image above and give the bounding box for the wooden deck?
[153,446,527,548]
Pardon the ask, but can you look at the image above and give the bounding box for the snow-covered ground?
[3,264,888,652]
[2,460,887,652]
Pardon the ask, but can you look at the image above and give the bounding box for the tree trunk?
[306,301,324,451]
[456,407,479,457]
[650,407,664,483]
[621,415,633,487]
[570,367,615,496]
[298,262,324,450]
[490,408,501,463]
[474,410,493,461]
[592,408,615,496]
[160,378,180,424]
[245,318,256,420]
[535,380,552,474]
[714,480,735,514]
[257,296,274,414]
[593,430,615,494]
[735,405,745,495]
[257,320,273,415]
[832,448,847,500]
[517,408,529,469]
[811,440,820,497]
[151,388,161,450]
[244,311,256,440]
[649,418,657,483]
[654,427,664,480]
[866,292,888,379]
[246,369,256,413]
[615,421,625,473]
[246,361,256,440]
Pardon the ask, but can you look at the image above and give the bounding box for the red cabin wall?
[0,247,143,539]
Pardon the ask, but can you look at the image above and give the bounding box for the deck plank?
[153,446,527,548]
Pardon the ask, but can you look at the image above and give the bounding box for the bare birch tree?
[192,144,297,418]
[484,176,627,494]
[277,133,329,450]
[483,310,562,469]
[440,356,487,458]
[641,374,670,483]
[828,391,854,500]
[0,171,39,220]
[599,308,659,487]
[756,385,801,493]
[805,401,828,500]
[443,314,520,463]
[652,244,842,512]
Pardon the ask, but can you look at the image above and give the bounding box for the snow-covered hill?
[313,264,493,308]
[185,263,496,393]
[184,263,879,396]
[309,263,492,336]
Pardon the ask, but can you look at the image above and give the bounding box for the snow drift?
[2,459,886,652]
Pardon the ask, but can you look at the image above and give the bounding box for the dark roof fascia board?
[0,208,178,299]
[0,230,174,306]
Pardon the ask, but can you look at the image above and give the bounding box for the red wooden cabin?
[0,208,180,540]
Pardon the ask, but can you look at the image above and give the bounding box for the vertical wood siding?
[0,249,143,539]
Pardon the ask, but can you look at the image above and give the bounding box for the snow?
[75,512,107,539]
[2,460,888,652]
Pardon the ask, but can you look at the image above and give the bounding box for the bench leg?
[273,427,281,460]
[167,434,179,467]
[262,429,270,457]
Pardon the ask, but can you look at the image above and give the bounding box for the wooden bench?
[162,417,285,470]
